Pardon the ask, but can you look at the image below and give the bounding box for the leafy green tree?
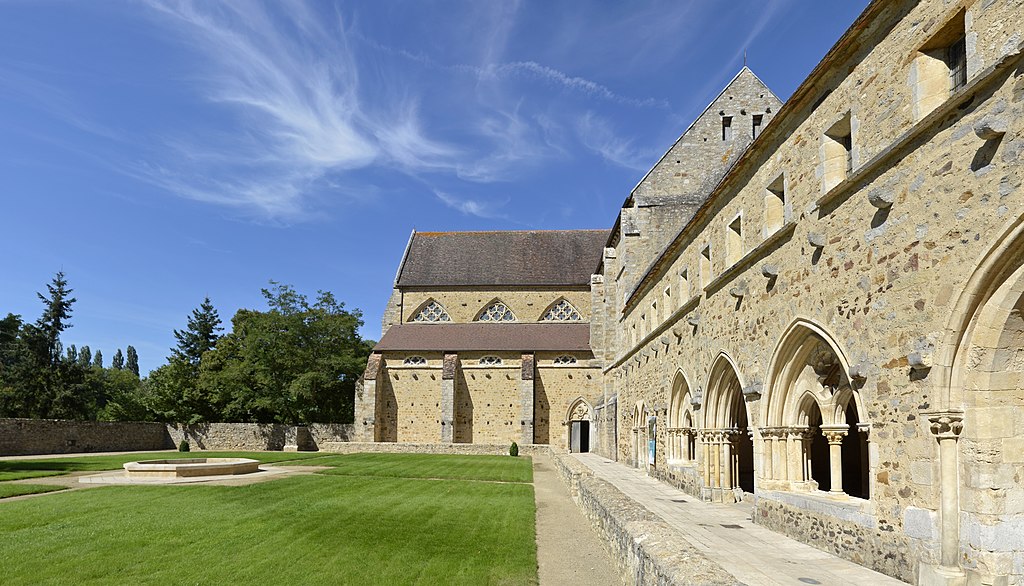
[126,346,139,377]
[93,350,103,369]
[97,368,149,422]
[198,282,372,424]
[112,349,124,370]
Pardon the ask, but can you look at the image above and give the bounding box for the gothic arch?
[565,396,593,423]
[668,370,696,462]
[702,352,746,429]
[409,298,451,322]
[761,318,868,498]
[762,319,862,428]
[701,353,754,496]
[540,297,583,322]
[475,298,517,322]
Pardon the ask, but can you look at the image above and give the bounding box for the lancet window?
[542,299,582,322]
[478,302,516,322]
[411,300,450,322]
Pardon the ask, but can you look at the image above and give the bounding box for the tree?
[112,349,124,370]
[34,272,76,366]
[198,282,372,424]
[78,346,92,368]
[126,346,139,377]
[172,297,222,365]
[93,350,103,369]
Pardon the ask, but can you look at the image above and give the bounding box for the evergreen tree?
[172,297,222,365]
[65,344,78,364]
[126,346,139,377]
[112,349,124,370]
[93,350,103,369]
[34,272,76,365]
[79,346,92,367]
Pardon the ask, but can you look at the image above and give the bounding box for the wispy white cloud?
[575,112,655,171]
[433,190,507,220]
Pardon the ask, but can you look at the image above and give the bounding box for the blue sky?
[0,0,869,374]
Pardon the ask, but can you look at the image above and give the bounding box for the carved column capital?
[820,424,849,445]
[926,411,964,440]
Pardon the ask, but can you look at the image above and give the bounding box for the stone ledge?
[551,453,741,586]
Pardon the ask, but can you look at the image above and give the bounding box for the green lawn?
[301,452,534,483]
[0,450,324,481]
[0,483,67,499]
[0,453,538,585]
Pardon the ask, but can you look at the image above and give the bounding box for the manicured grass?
[0,451,323,481]
[0,483,66,499]
[0,454,538,585]
[301,453,534,483]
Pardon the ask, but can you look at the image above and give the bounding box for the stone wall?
[316,441,548,456]
[0,418,171,456]
[0,419,356,456]
[550,452,740,586]
[401,288,592,323]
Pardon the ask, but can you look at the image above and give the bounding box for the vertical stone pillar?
[762,428,775,480]
[928,411,965,580]
[774,428,787,481]
[821,425,849,494]
[519,353,535,445]
[682,428,691,461]
[722,431,734,490]
[358,354,382,442]
[786,428,804,484]
[440,353,458,443]
[800,428,816,486]
[700,430,712,485]
[711,431,723,489]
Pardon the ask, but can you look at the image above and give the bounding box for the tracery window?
[403,356,427,366]
[553,355,577,365]
[479,356,502,366]
[542,299,582,322]
[412,300,450,322]
[478,302,516,322]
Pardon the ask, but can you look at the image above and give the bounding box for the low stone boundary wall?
[551,453,740,586]
[318,441,550,456]
[0,418,171,455]
[0,419,357,456]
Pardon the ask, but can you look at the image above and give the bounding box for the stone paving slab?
[573,453,908,586]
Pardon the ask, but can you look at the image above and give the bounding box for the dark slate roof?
[374,323,592,352]
[395,230,608,287]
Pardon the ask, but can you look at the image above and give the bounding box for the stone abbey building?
[355,0,1024,583]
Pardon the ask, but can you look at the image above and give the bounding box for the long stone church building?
[355,0,1024,583]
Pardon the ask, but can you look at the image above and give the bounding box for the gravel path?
[533,454,621,586]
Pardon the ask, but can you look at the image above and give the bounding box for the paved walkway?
[573,453,907,586]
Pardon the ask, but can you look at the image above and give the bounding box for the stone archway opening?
[566,398,592,454]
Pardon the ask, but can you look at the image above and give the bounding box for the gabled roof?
[395,229,609,288]
[374,323,592,352]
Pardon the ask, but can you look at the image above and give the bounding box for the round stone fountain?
[123,457,260,478]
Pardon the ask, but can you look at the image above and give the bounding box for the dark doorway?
[734,401,755,493]
[570,421,590,453]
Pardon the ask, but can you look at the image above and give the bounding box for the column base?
[918,564,966,586]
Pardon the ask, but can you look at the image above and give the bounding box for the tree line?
[0,273,374,424]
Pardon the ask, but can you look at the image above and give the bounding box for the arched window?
[403,356,427,366]
[553,355,577,365]
[541,299,582,321]
[479,356,502,366]
[411,300,450,322]
[477,302,516,322]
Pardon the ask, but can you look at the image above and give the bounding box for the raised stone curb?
[551,453,742,586]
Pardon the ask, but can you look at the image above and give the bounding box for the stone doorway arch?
[565,397,593,453]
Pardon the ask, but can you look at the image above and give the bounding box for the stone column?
[518,353,535,445]
[821,424,849,495]
[786,427,803,483]
[440,353,458,443]
[700,430,712,485]
[929,411,965,577]
[721,430,734,490]
[711,431,722,489]
[775,428,788,481]
[800,428,816,487]
[762,428,775,480]
[682,428,692,461]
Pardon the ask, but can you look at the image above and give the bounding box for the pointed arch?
[475,299,517,322]
[669,370,696,462]
[409,299,451,323]
[565,397,593,423]
[702,352,754,495]
[540,298,583,322]
[703,352,746,429]
[762,318,861,428]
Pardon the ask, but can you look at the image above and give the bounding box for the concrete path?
[533,454,622,586]
[573,453,907,586]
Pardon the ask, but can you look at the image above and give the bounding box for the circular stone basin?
[123,458,260,478]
